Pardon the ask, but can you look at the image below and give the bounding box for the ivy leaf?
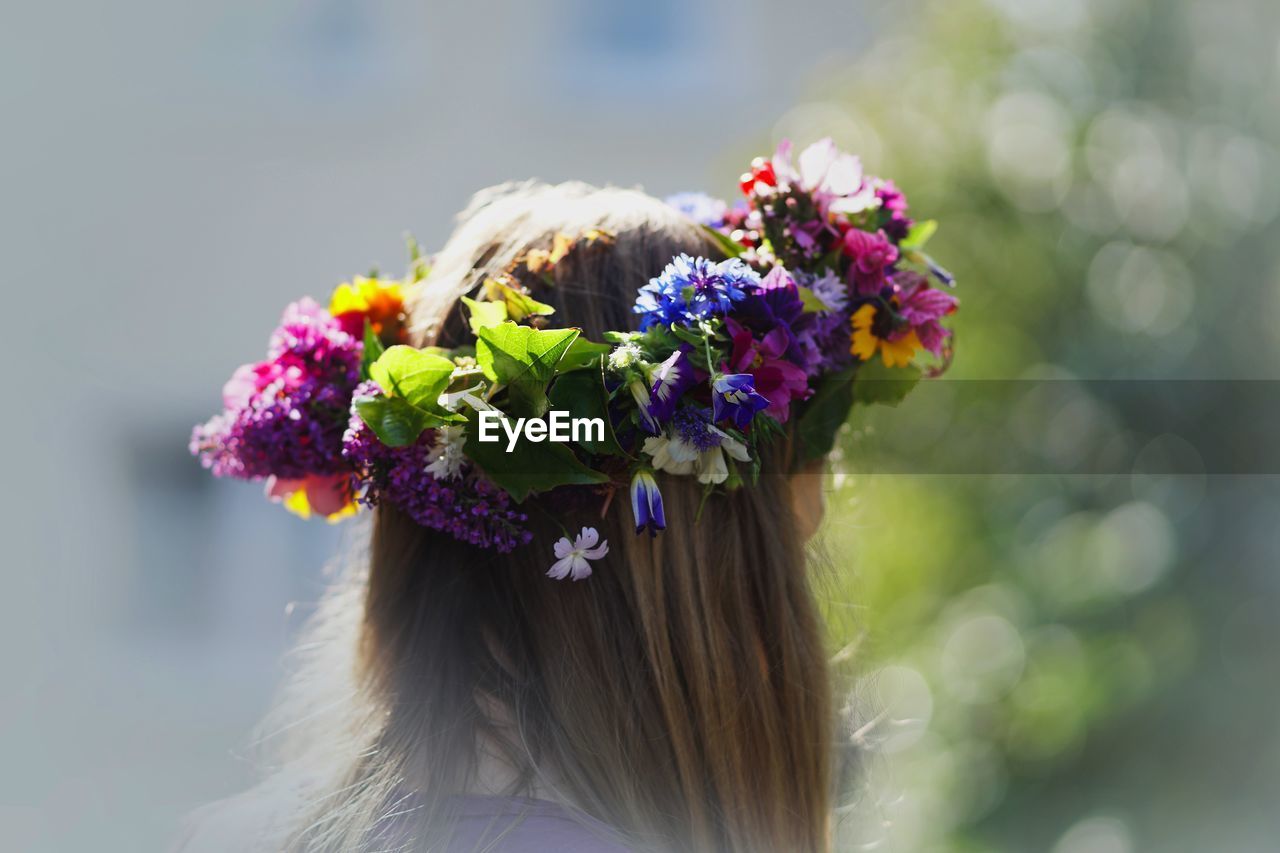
[795,367,857,463]
[358,346,463,446]
[547,367,624,456]
[852,358,921,406]
[474,321,580,417]
[461,410,609,502]
[360,318,386,382]
[368,346,457,413]
[355,394,451,447]
[900,219,938,251]
[556,337,611,373]
[701,224,747,259]
[461,296,509,335]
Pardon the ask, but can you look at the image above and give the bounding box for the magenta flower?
[725,319,810,424]
[842,228,899,296]
[190,299,361,486]
[895,273,958,356]
[548,527,609,581]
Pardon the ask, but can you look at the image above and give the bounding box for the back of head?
[327,182,833,851]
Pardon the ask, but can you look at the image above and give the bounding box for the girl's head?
[326,182,832,851]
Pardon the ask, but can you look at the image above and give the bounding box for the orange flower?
[850,303,920,368]
[328,276,406,342]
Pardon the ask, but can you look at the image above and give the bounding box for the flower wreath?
[191,139,958,579]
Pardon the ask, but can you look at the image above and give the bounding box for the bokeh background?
[3,0,1278,850]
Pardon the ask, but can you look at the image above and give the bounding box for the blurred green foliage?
[757,0,1280,849]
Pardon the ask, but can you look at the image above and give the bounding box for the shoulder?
[442,795,633,853]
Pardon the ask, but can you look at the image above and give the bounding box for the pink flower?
[726,319,810,424]
[548,527,609,581]
[221,360,303,408]
[895,273,957,356]
[843,228,899,295]
[772,138,878,216]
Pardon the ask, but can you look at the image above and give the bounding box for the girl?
[186,148,955,850]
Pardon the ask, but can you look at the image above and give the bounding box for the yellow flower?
[850,303,920,368]
[328,276,406,340]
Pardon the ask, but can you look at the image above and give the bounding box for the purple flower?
[342,388,532,553]
[791,270,852,376]
[190,299,361,483]
[665,192,728,228]
[874,179,913,242]
[634,255,761,329]
[726,319,810,423]
[630,470,666,536]
[547,527,609,581]
[642,406,750,485]
[711,372,770,429]
[732,266,813,363]
[645,348,698,427]
[803,270,848,313]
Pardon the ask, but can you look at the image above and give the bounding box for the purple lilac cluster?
[341,384,532,553]
[190,299,361,481]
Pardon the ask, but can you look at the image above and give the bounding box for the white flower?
[547,527,609,581]
[642,425,750,485]
[424,425,466,480]
[773,137,880,215]
[608,342,644,371]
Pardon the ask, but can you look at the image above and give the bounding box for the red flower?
[739,157,778,196]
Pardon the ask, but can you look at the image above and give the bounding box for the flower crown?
[191,139,958,580]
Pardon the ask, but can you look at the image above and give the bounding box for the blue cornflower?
[664,192,728,228]
[634,254,761,329]
[711,372,770,429]
[630,469,666,535]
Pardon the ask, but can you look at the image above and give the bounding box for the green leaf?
[488,279,555,321]
[547,367,624,456]
[360,318,386,382]
[462,410,609,502]
[797,285,830,313]
[475,322,580,417]
[461,296,509,336]
[852,358,921,407]
[900,219,938,251]
[701,224,747,259]
[556,337,611,373]
[354,394,426,447]
[368,346,457,412]
[795,367,857,463]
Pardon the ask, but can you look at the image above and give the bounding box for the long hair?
[184,182,833,852]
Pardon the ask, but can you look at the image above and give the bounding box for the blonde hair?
[182,182,834,852]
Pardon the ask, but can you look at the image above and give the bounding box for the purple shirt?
[442,795,632,852]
